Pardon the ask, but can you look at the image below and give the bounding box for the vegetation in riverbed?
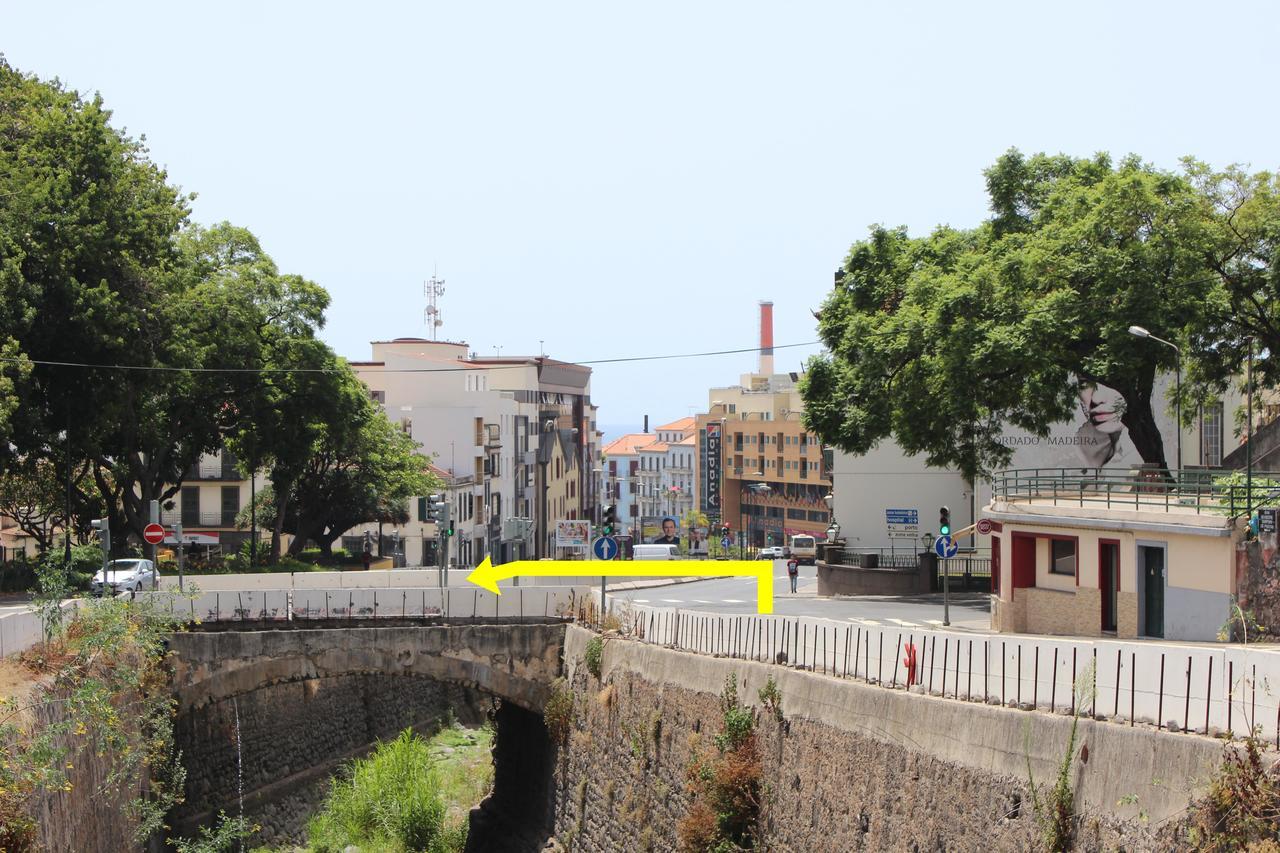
[298,723,493,853]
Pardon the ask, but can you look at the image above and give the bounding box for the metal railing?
[161,510,234,527]
[991,467,1280,518]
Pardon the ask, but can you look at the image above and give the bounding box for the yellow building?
[986,469,1248,641]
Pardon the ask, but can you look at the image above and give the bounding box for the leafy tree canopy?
[803,150,1219,479]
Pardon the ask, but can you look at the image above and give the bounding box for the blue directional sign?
[592,536,620,561]
[721,536,732,549]
[934,535,959,559]
[885,509,919,525]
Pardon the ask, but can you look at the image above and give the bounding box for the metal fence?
[992,467,1280,517]
[590,596,1280,745]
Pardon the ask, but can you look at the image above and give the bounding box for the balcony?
[161,509,237,528]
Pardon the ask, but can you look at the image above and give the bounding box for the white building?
[350,338,598,568]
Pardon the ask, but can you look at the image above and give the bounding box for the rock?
[1165,720,1181,733]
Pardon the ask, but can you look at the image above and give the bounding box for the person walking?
[787,557,799,594]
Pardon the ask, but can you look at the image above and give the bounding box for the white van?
[632,544,679,561]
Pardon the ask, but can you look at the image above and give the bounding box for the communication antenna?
[424,270,446,340]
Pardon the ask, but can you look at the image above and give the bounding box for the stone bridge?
[168,621,565,713]
[166,621,566,850]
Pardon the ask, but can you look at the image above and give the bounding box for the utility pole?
[424,272,446,341]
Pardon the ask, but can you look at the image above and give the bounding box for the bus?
[788,534,817,565]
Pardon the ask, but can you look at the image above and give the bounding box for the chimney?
[643,415,649,434]
[759,300,774,376]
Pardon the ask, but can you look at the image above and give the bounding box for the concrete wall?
[815,561,929,596]
[829,441,970,551]
[553,625,1214,851]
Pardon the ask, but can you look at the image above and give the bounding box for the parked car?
[633,544,679,561]
[756,547,784,560]
[90,559,158,595]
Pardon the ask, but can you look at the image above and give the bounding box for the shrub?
[307,728,452,853]
[584,636,604,680]
[1190,734,1280,850]
[678,674,761,852]
[544,678,575,744]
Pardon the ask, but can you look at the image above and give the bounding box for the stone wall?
[551,625,1222,852]
[172,674,489,846]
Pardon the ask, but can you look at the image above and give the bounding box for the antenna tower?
[424,272,445,340]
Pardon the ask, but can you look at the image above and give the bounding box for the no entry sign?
[143,523,166,545]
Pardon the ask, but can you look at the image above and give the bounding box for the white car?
[90,559,158,595]
[756,547,784,560]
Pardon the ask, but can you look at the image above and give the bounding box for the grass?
[296,723,493,853]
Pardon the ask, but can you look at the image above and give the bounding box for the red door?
[1011,534,1036,589]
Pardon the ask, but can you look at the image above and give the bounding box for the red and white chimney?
[758,300,774,376]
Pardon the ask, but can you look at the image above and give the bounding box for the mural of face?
[1076,382,1126,467]
[1079,383,1126,435]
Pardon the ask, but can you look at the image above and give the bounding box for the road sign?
[976,518,994,536]
[143,523,166,545]
[933,535,958,559]
[1261,509,1278,535]
[592,536,620,560]
[721,536,732,549]
[885,509,918,525]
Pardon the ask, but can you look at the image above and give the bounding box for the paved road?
[610,560,991,631]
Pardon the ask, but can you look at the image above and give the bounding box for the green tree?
[1182,160,1280,397]
[803,150,1218,478]
[0,57,189,480]
[264,364,438,557]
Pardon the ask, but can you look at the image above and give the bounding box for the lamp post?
[1128,325,1181,476]
[745,478,770,558]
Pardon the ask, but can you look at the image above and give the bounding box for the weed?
[677,674,762,852]
[1190,734,1280,850]
[758,676,783,722]
[543,678,575,745]
[585,636,604,680]
[1025,660,1095,852]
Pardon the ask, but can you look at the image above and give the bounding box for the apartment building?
[350,338,597,567]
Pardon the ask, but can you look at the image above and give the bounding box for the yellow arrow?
[466,556,775,614]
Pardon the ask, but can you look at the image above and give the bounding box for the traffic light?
[721,523,730,537]
[602,504,618,536]
[89,517,110,553]
[426,494,445,522]
[441,503,454,537]
[939,506,951,537]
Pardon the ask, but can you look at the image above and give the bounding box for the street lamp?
[746,478,770,557]
[1128,325,1181,475]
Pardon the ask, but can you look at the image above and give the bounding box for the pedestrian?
[362,546,372,571]
[787,557,799,594]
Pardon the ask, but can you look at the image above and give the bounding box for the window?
[370,390,385,405]
[1050,539,1077,576]
[181,486,200,526]
[220,486,239,526]
[1202,402,1223,467]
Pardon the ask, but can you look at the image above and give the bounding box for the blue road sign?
[592,536,620,560]
[885,508,919,525]
[721,536,732,549]
[934,535,959,559]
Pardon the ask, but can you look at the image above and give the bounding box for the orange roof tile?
[603,433,657,455]
[656,416,697,432]
[642,442,670,453]
[676,434,696,445]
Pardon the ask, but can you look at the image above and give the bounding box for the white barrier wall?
[608,599,1280,743]
[0,601,82,659]
[148,586,584,626]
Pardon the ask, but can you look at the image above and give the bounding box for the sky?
[6,1,1280,435]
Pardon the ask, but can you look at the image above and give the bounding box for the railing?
[991,467,1280,518]
[161,510,233,527]
[588,595,1280,746]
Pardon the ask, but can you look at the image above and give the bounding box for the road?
[609,560,991,631]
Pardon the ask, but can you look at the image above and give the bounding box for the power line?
[0,340,824,375]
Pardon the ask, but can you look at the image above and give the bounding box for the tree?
[257,364,439,557]
[803,150,1218,478]
[1182,160,1280,396]
[0,58,189,479]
